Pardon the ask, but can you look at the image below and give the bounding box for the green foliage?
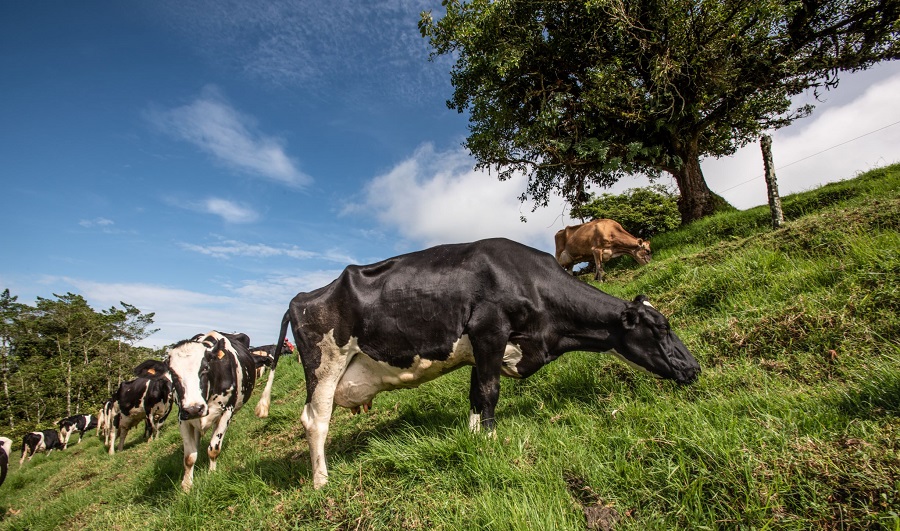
[420,0,900,220]
[0,292,157,438]
[570,184,681,239]
[1,165,900,529]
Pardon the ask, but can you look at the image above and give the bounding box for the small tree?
[570,185,681,239]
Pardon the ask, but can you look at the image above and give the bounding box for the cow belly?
[332,336,525,408]
[333,335,478,409]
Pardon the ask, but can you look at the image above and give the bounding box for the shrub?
[570,184,681,239]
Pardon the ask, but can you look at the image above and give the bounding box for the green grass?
[2,164,899,530]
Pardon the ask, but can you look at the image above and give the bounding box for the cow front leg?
[180,421,202,492]
[207,407,235,472]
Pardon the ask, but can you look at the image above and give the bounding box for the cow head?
[610,295,699,384]
[634,240,652,265]
[166,333,229,421]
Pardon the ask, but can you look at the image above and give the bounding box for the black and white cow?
[257,238,700,488]
[0,437,11,487]
[106,360,174,455]
[57,414,98,448]
[19,429,65,466]
[167,331,271,491]
[249,339,293,380]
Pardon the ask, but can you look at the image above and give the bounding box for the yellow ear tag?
[147,368,156,375]
[217,350,225,359]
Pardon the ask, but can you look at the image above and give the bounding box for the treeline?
[0,289,163,440]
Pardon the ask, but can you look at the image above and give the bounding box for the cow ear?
[621,306,641,330]
[215,338,227,359]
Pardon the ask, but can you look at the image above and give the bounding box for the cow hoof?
[181,481,193,492]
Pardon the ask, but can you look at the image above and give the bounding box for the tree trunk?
[66,359,72,417]
[671,145,717,223]
[1,340,12,428]
[760,135,785,229]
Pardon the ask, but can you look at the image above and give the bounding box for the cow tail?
[255,309,291,418]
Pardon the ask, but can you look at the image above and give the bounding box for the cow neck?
[547,279,624,355]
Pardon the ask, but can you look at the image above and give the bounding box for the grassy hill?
[1,165,898,530]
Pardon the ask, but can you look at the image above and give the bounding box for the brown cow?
[554,219,652,281]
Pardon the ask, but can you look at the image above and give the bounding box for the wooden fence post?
[761,134,785,229]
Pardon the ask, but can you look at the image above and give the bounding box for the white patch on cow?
[332,334,477,409]
[468,411,482,433]
[501,343,524,378]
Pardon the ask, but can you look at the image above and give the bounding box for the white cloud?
[355,143,575,254]
[79,217,114,228]
[704,71,900,209]
[178,237,355,264]
[165,196,259,224]
[52,275,339,349]
[202,198,259,224]
[146,85,311,187]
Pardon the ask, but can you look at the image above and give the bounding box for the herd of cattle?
[0,224,701,492]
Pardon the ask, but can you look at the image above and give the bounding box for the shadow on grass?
[832,369,900,420]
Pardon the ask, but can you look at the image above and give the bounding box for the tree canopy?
[420,0,900,222]
[0,289,161,440]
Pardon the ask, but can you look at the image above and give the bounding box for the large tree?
[420,0,900,222]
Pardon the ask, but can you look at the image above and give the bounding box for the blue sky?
[2,1,899,348]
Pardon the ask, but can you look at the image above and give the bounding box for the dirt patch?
[564,472,627,530]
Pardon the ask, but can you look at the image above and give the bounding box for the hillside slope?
[1,165,898,530]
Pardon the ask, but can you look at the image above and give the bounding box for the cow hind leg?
[301,358,350,488]
[467,335,506,435]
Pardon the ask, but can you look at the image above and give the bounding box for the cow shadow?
[251,406,463,488]
[134,407,463,500]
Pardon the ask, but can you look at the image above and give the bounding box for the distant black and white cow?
[257,238,700,488]
[106,360,174,455]
[19,429,65,466]
[0,437,11,487]
[167,331,272,491]
[249,339,293,379]
[57,414,98,448]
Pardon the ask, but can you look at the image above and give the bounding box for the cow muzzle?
[675,366,701,385]
[179,404,207,420]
